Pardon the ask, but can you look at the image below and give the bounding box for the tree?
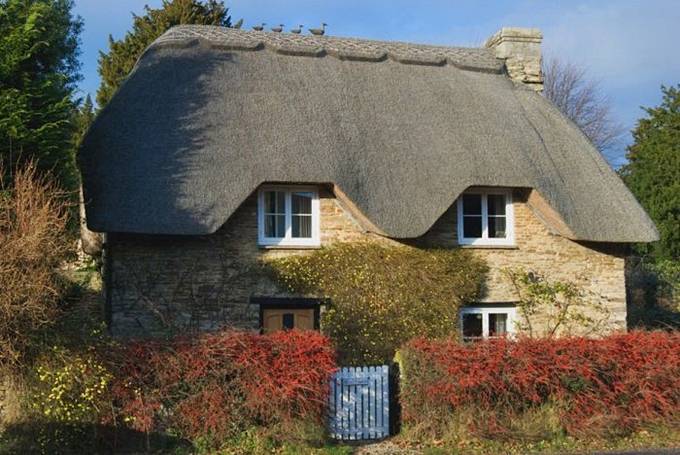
[543,57,624,158]
[96,0,232,107]
[0,0,82,190]
[620,85,680,261]
[72,94,95,148]
[73,95,103,254]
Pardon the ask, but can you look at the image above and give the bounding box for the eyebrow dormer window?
[258,186,320,247]
[457,189,514,246]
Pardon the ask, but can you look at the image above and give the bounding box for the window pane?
[277,215,285,237]
[462,313,483,340]
[488,194,506,216]
[463,216,482,238]
[489,313,508,336]
[265,191,285,214]
[265,214,275,237]
[265,214,285,238]
[463,194,482,215]
[265,191,276,213]
[282,313,295,330]
[488,216,506,238]
[292,192,312,215]
[292,215,312,238]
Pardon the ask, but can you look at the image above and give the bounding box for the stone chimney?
[485,27,543,91]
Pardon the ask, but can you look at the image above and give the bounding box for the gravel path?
[353,440,421,454]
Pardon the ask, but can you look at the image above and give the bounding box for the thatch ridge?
[154,25,504,72]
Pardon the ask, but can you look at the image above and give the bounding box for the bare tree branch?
[543,56,625,160]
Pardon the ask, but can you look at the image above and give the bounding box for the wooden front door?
[262,308,315,333]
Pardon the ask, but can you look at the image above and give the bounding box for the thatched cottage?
[80,25,657,338]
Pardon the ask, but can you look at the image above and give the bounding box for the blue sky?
[73,0,680,166]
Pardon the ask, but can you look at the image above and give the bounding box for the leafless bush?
[0,163,70,372]
[543,57,625,157]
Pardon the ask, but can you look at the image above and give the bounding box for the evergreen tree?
[72,94,95,149]
[0,0,82,190]
[96,0,232,107]
[621,85,680,260]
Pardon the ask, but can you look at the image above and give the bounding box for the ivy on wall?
[268,242,487,364]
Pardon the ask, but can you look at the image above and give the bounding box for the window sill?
[258,244,321,250]
[459,244,518,250]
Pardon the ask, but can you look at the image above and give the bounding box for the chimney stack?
[485,27,543,91]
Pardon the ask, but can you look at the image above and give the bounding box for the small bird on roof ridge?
[309,23,327,36]
[271,24,284,33]
[290,25,303,34]
[252,23,265,31]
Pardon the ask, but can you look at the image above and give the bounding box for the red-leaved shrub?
[400,331,680,438]
[106,329,336,445]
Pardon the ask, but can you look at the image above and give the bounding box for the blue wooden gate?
[329,365,390,440]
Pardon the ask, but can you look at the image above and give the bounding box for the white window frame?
[460,306,517,341]
[257,186,320,247]
[457,189,515,246]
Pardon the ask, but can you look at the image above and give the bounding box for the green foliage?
[505,268,612,337]
[22,265,114,427]
[0,0,82,190]
[269,242,487,364]
[2,261,118,452]
[627,257,680,329]
[620,84,680,261]
[72,94,94,151]
[96,0,232,107]
[652,258,680,306]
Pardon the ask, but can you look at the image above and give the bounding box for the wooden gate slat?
[382,365,389,438]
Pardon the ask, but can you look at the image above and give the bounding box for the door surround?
[252,297,325,333]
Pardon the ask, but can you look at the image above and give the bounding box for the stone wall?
[411,189,628,334]
[108,186,627,337]
[108,187,370,336]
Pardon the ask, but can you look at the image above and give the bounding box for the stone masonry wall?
[108,186,627,337]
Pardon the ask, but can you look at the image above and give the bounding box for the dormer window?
[457,189,514,246]
[258,186,320,247]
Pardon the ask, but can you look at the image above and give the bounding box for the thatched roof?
[80,25,658,242]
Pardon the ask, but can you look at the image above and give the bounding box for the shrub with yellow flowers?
[28,345,112,424]
[268,242,487,364]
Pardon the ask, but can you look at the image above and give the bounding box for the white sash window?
[258,186,320,247]
[457,189,515,246]
[460,306,517,342]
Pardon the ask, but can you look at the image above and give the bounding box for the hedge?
[399,331,680,439]
[106,329,337,448]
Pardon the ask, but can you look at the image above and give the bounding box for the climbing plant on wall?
[505,268,613,338]
[268,242,487,364]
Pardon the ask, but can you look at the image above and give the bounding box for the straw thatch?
[80,26,658,242]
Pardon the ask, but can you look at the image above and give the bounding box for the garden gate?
[329,365,390,440]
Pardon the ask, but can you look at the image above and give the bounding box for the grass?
[402,425,680,454]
